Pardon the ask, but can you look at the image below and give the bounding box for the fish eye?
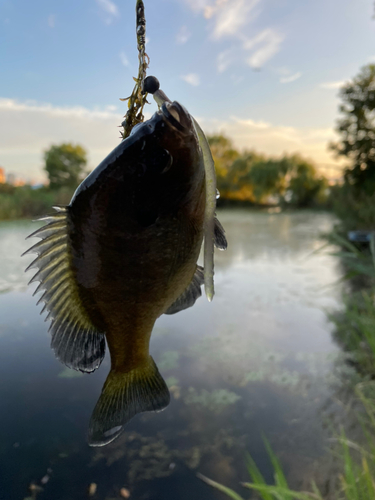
[161,102,191,131]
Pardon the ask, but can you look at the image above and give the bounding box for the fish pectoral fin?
[88,357,170,447]
[164,265,204,315]
[24,207,105,373]
[214,216,227,250]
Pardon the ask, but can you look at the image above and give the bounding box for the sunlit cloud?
[235,118,271,129]
[198,114,342,167]
[96,0,119,24]
[176,25,191,44]
[319,80,345,89]
[0,97,344,183]
[180,73,200,86]
[0,98,120,120]
[0,98,124,182]
[280,72,302,84]
[47,15,55,28]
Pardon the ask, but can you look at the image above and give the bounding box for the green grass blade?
[328,232,362,255]
[242,483,322,500]
[310,481,324,500]
[341,429,360,499]
[197,473,246,500]
[362,457,375,500]
[262,436,290,496]
[246,453,274,500]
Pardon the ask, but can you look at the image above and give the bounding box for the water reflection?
[0,210,347,499]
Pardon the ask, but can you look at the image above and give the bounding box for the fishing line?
[120,0,149,139]
[121,2,217,301]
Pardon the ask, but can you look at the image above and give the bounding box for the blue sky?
[1,0,374,182]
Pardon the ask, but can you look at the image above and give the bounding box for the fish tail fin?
[88,356,170,447]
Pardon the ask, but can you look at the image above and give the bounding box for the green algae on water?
[158,351,180,371]
[184,388,241,413]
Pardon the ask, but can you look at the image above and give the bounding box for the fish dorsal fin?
[24,207,105,373]
[164,266,204,315]
[214,217,227,250]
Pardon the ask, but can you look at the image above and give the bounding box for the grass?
[199,386,375,499]
[327,232,375,377]
[331,289,375,376]
[198,436,323,500]
[0,185,74,220]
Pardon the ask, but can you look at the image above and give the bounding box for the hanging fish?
[24,79,227,446]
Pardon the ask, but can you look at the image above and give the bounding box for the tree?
[206,134,327,206]
[330,64,375,195]
[44,143,88,189]
[285,155,328,207]
[247,157,289,203]
[207,135,240,197]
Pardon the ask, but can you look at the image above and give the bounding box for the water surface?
[0,210,346,500]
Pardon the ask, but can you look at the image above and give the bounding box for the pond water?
[0,210,348,500]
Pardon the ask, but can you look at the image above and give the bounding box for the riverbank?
[0,183,332,222]
[0,185,74,220]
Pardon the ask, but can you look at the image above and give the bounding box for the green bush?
[331,184,375,232]
[0,186,74,220]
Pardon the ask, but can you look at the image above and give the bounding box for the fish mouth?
[161,101,192,131]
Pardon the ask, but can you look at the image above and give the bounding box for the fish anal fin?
[88,356,170,446]
[164,265,204,315]
[24,206,105,373]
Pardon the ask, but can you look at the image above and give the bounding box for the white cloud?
[184,0,261,39]
[0,97,344,183]
[243,29,284,68]
[211,0,261,39]
[280,72,302,84]
[119,51,130,67]
[0,99,120,120]
[319,80,345,89]
[184,0,283,70]
[96,0,119,24]
[180,73,200,86]
[217,49,234,73]
[48,15,55,28]
[184,0,211,12]
[176,25,191,44]
[235,118,271,129]
[0,98,125,182]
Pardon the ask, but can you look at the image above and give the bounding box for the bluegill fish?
[24,92,227,446]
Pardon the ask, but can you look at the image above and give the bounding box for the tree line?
[0,63,374,222]
[209,135,328,208]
